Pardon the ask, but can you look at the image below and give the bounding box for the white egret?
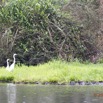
[9,53,17,72]
[6,59,10,71]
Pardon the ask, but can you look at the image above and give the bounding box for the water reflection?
[0,84,103,103]
[7,84,16,103]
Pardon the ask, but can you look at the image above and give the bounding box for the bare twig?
[10,29,18,51]
[47,27,53,43]
[49,21,67,59]
[49,21,66,37]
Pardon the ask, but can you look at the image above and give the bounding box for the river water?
[0,83,103,103]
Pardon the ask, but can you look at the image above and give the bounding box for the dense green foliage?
[0,60,103,83]
[0,0,84,64]
[0,0,100,66]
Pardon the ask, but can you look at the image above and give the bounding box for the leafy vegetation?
[0,0,101,66]
[0,60,103,83]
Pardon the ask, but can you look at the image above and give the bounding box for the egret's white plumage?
[6,59,10,71]
[9,53,17,72]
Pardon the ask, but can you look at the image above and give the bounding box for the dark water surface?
[0,83,103,103]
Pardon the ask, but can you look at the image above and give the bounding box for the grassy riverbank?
[0,60,103,84]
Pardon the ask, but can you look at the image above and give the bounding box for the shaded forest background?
[0,0,103,66]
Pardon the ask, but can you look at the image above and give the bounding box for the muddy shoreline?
[1,81,103,85]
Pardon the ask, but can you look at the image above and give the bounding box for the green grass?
[0,60,103,84]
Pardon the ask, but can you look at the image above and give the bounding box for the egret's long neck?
[13,55,16,64]
[7,60,9,67]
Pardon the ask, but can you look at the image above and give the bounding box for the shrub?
[0,0,98,66]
